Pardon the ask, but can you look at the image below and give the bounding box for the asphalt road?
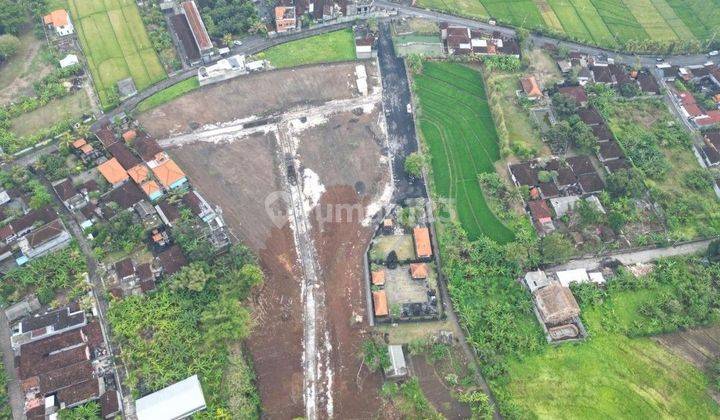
[376,21,426,201]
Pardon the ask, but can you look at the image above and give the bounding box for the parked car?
[709,50,719,57]
[233,40,243,46]
[655,57,664,62]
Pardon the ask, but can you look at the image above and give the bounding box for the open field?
[139,62,375,137]
[66,0,166,108]
[0,31,53,105]
[260,29,356,69]
[148,62,388,417]
[134,77,199,113]
[416,0,712,48]
[414,61,514,243]
[497,290,720,418]
[10,90,91,137]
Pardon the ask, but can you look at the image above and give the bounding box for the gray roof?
[386,345,407,378]
[135,375,206,420]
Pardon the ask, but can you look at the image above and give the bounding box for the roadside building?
[528,200,554,234]
[158,244,188,276]
[181,0,213,60]
[534,281,581,326]
[43,9,74,36]
[275,6,296,33]
[17,219,72,264]
[53,179,85,210]
[117,78,137,100]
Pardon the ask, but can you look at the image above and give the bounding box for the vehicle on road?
[233,40,243,46]
[407,103,412,113]
[656,57,664,62]
[709,50,719,57]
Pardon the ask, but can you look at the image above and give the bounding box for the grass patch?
[414,62,514,243]
[0,32,51,99]
[499,311,719,418]
[260,29,356,69]
[135,77,199,113]
[665,0,720,40]
[10,90,90,137]
[67,0,166,108]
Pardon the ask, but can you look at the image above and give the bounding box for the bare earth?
[653,325,720,403]
[152,62,390,418]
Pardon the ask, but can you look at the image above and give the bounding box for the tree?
[404,152,426,178]
[540,233,573,264]
[707,239,720,263]
[0,0,26,35]
[551,92,578,117]
[606,169,645,198]
[201,297,252,343]
[199,0,262,37]
[545,120,574,152]
[170,262,215,292]
[406,54,424,75]
[58,401,100,420]
[222,33,233,47]
[0,34,20,60]
[619,82,641,98]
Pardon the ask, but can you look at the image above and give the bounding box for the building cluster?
[42,9,74,37]
[509,155,606,235]
[0,195,72,269]
[440,23,520,57]
[197,54,268,86]
[6,303,120,418]
[54,124,230,298]
[273,0,374,33]
[659,62,720,128]
[556,52,660,95]
[368,203,440,322]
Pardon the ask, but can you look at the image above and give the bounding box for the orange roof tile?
[521,76,542,98]
[97,158,128,185]
[410,263,428,279]
[151,159,186,188]
[141,180,161,197]
[371,270,385,286]
[127,164,150,184]
[373,290,388,316]
[122,130,137,142]
[43,9,69,27]
[79,144,94,154]
[413,227,432,258]
[72,138,86,148]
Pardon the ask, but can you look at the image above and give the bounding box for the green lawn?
[135,77,199,114]
[414,62,514,243]
[497,289,720,419]
[415,0,710,48]
[261,29,356,69]
[10,90,91,137]
[65,0,166,108]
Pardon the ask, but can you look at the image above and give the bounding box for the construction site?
[140,61,392,418]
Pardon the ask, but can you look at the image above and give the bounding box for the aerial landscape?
[0,0,719,418]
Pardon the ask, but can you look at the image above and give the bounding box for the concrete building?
[135,375,207,420]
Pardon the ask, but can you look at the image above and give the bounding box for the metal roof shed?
[135,375,207,420]
[385,345,408,379]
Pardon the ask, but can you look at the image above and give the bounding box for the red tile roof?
[182,0,212,51]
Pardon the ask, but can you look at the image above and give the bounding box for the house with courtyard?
[43,9,74,36]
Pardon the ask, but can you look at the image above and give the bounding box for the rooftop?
[135,375,207,420]
[152,159,186,188]
[413,226,432,259]
[98,158,129,185]
[43,9,69,27]
[534,282,581,325]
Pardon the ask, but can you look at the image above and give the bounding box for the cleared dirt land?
[139,62,378,138]
[151,62,388,418]
[654,325,720,403]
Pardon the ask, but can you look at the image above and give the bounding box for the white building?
[135,375,207,420]
[43,10,74,36]
[59,54,79,68]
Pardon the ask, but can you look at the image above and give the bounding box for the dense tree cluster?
[197,0,264,38]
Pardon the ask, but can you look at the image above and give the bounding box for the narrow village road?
[550,238,713,271]
[0,311,24,420]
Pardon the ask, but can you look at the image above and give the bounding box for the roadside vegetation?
[413,0,715,53]
[255,29,356,69]
[0,358,9,420]
[66,0,166,108]
[135,77,200,114]
[413,61,516,243]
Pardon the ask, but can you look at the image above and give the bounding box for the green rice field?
[260,29,356,69]
[414,62,514,243]
[497,289,720,418]
[415,0,720,48]
[65,0,166,108]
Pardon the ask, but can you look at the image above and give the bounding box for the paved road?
[374,0,711,68]
[0,311,23,420]
[550,239,713,271]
